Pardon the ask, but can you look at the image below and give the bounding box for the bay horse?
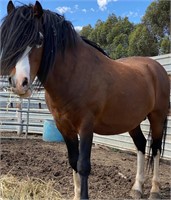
[1,1,170,199]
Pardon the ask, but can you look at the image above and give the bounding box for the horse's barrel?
[43,119,64,142]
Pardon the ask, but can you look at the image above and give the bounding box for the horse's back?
[117,56,170,109]
[94,56,170,135]
[117,56,168,80]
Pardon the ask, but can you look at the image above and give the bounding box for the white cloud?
[122,11,139,18]
[74,26,83,32]
[56,6,72,14]
[90,8,95,12]
[56,5,95,15]
[74,5,79,10]
[127,11,138,17]
[97,0,118,11]
[97,0,107,11]
[82,9,87,13]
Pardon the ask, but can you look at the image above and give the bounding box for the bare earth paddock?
[0,134,170,200]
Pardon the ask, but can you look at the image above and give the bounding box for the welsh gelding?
[0,1,170,199]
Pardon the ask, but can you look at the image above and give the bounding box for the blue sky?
[0,0,153,31]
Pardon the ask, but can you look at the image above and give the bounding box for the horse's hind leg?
[148,112,167,199]
[129,125,147,199]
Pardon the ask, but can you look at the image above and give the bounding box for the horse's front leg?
[73,170,81,200]
[77,121,93,200]
[62,135,80,200]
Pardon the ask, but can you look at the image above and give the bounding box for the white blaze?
[15,46,32,85]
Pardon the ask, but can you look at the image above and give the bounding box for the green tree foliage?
[128,24,158,56]
[80,15,134,59]
[108,33,129,59]
[160,36,170,54]
[106,17,134,58]
[142,0,170,54]
[87,20,104,45]
[143,0,170,38]
[79,0,170,58]
[80,24,93,39]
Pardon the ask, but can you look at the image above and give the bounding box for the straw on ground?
[0,174,62,200]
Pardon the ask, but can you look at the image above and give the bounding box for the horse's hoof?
[130,190,142,199]
[149,192,161,199]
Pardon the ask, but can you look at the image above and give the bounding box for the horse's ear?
[33,1,43,18]
[7,1,15,14]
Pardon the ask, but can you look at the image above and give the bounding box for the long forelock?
[1,5,39,74]
[1,4,78,87]
[36,10,77,86]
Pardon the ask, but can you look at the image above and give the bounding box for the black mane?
[1,4,109,86]
[81,36,109,58]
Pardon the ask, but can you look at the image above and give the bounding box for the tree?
[107,17,134,44]
[88,20,104,45]
[80,0,170,58]
[80,15,134,58]
[106,17,134,58]
[143,0,170,38]
[160,36,170,54]
[80,24,93,39]
[142,0,170,54]
[107,33,129,59]
[128,24,158,56]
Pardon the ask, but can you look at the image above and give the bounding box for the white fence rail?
[0,54,171,159]
[0,91,52,135]
[152,54,171,74]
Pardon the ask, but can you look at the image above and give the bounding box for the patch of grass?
[0,174,62,200]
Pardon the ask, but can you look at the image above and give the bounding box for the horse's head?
[1,1,78,97]
[0,1,44,98]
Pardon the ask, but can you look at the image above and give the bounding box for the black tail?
[161,116,168,157]
[161,102,170,157]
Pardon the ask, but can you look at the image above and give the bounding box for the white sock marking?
[73,170,80,200]
[132,151,145,193]
[150,150,160,194]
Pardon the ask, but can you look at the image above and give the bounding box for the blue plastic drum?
[43,119,64,142]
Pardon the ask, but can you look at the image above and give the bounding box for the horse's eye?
[36,38,43,48]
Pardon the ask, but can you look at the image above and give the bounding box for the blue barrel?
[43,119,64,142]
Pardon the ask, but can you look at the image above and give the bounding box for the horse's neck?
[43,39,111,108]
[43,40,81,107]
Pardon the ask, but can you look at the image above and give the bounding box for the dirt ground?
[0,136,170,200]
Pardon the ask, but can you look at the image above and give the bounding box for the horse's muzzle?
[9,76,32,98]
[11,87,32,98]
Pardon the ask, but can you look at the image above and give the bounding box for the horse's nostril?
[22,77,28,87]
[8,77,12,85]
